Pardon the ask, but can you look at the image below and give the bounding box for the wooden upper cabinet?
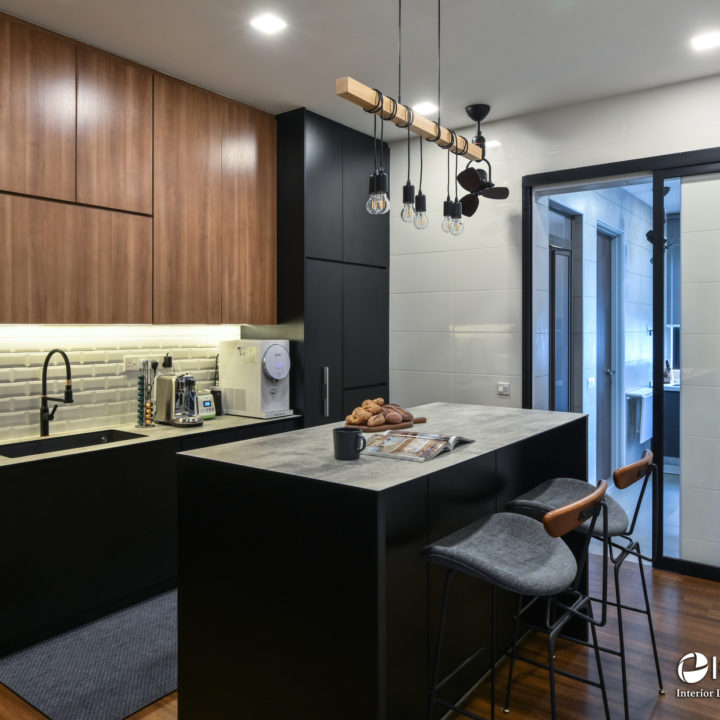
[221,101,277,324]
[0,18,76,201]
[77,48,153,214]
[0,194,152,323]
[154,76,222,324]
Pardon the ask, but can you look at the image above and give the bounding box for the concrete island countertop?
[0,413,300,468]
[180,402,586,492]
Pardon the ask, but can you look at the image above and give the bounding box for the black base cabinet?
[0,418,299,657]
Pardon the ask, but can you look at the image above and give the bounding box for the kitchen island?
[177,402,587,720]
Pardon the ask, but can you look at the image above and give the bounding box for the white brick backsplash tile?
[0,353,26,368]
[11,396,39,412]
[0,383,30,398]
[94,363,124,377]
[80,351,109,363]
[0,335,237,439]
[0,411,30,428]
[78,377,109,392]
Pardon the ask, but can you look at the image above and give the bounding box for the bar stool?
[506,449,664,719]
[423,480,610,720]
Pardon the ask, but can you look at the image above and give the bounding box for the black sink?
[0,429,147,458]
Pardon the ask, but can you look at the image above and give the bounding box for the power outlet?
[497,381,511,396]
[124,356,144,372]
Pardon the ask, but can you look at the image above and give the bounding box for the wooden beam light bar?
[336,76,484,163]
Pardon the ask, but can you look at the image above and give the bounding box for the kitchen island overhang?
[177,402,588,720]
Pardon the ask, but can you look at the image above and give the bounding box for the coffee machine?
[155,374,203,426]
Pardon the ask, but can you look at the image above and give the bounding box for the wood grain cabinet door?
[221,100,277,324]
[153,76,222,324]
[77,48,153,214]
[0,18,76,201]
[0,194,152,323]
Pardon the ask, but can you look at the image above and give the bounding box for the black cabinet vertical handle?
[323,367,330,417]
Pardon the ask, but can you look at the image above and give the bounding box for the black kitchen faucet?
[40,349,73,437]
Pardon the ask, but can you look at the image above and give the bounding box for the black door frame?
[522,146,720,580]
[549,246,572,412]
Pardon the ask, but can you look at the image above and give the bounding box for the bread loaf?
[367,413,386,427]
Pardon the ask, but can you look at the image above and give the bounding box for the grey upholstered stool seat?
[422,512,576,596]
[507,477,630,537]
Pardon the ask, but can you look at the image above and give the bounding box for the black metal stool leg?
[637,546,664,694]
[429,570,455,720]
[587,601,610,720]
[491,585,496,720]
[502,595,523,713]
[614,559,629,720]
[547,624,559,720]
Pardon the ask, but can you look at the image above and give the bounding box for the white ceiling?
[4,0,720,139]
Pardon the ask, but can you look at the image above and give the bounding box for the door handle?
[322,367,330,417]
[606,369,615,377]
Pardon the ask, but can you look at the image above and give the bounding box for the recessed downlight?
[412,101,438,116]
[691,31,720,51]
[250,13,287,34]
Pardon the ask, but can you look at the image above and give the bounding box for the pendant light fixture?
[397,0,416,224]
[450,134,464,236]
[413,136,429,229]
[365,90,391,215]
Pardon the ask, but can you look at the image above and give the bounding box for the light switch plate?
[497,381,510,396]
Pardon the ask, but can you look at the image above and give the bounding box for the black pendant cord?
[446,144,451,199]
[365,88,385,173]
[418,135,424,192]
[437,0,441,129]
[398,0,402,106]
[454,138,460,201]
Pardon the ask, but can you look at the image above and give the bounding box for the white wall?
[389,73,720,408]
[680,175,720,565]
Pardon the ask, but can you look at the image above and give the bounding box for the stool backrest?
[542,479,608,539]
[613,448,653,489]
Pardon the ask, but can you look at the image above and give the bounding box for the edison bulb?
[413,211,429,230]
[376,193,390,214]
[400,203,415,222]
[450,218,464,236]
[366,194,378,215]
[441,215,453,233]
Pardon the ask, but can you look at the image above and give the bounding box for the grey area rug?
[0,590,177,720]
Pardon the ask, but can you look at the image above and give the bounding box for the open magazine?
[365,430,474,462]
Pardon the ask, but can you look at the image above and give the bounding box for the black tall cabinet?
[270,108,390,427]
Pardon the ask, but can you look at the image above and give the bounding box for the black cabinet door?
[304,112,342,262]
[342,264,389,389]
[342,127,389,267]
[342,385,388,418]
[304,259,343,426]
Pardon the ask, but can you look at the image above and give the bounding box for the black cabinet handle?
[323,367,330,417]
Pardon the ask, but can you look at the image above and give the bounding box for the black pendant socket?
[415,192,427,213]
[368,172,378,194]
[402,182,416,204]
[443,199,454,217]
[452,201,463,220]
[376,170,389,195]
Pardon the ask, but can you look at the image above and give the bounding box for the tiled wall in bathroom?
[0,325,240,440]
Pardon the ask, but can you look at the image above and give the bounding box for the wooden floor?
[463,554,720,720]
[0,556,718,719]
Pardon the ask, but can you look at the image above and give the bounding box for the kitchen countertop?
[180,402,586,492]
[0,413,300,468]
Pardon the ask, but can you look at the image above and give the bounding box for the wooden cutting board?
[347,417,427,433]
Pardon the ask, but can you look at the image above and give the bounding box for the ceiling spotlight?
[691,31,720,51]
[250,13,287,34]
[412,101,439,116]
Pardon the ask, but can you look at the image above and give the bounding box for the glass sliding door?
[656,167,720,572]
